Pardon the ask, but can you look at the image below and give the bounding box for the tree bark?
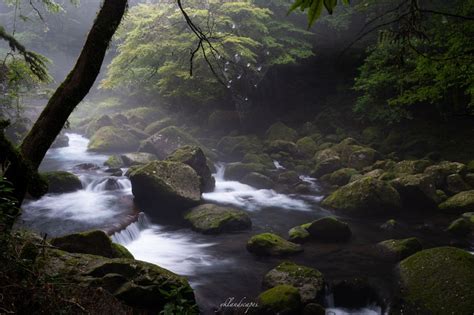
[5,0,128,203]
[20,0,128,169]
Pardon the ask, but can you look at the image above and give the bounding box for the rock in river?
[322,177,401,217]
[184,204,251,234]
[394,247,474,314]
[167,145,215,192]
[128,161,201,212]
[42,171,82,193]
[263,261,325,304]
[247,233,303,256]
[51,230,133,259]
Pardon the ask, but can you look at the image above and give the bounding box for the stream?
[20,133,460,314]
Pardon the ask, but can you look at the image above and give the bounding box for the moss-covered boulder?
[321,168,358,186]
[120,152,157,167]
[446,217,472,237]
[390,174,439,209]
[296,136,319,158]
[438,190,474,214]
[208,110,240,132]
[288,223,311,243]
[39,249,197,313]
[129,161,201,212]
[247,233,303,256]
[322,177,401,217]
[224,162,265,181]
[241,172,274,189]
[257,284,302,314]
[123,107,163,127]
[376,237,422,261]
[424,161,467,187]
[263,261,324,304]
[104,155,124,168]
[306,217,352,242]
[51,230,133,259]
[42,171,82,193]
[266,140,298,155]
[85,114,114,138]
[184,204,251,234]
[88,126,139,152]
[143,118,174,135]
[395,247,474,314]
[392,160,432,175]
[242,153,274,169]
[311,148,342,177]
[265,122,298,142]
[139,126,204,159]
[347,146,380,170]
[166,145,215,192]
[445,174,471,195]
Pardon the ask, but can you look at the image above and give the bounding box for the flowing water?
[20,133,462,314]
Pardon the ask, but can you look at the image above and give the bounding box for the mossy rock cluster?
[395,247,474,314]
[40,249,197,313]
[439,190,474,214]
[85,114,114,138]
[376,237,422,261]
[51,230,133,259]
[88,126,139,152]
[42,171,82,193]
[263,261,325,304]
[246,233,303,256]
[322,177,401,217]
[144,117,174,135]
[128,160,201,213]
[446,212,474,237]
[184,204,251,234]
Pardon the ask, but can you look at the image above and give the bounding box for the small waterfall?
[80,176,132,192]
[111,212,150,244]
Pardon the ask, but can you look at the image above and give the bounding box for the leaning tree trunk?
[5,0,128,203]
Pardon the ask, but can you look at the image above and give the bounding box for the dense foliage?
[102,1,314,106]
[353,1,474,123]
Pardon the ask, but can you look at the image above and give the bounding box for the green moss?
[88,126,139,152]
[288,225,311,243]
[296,136,319,158]
[258,285,301,314]
[439,190,474,214]
[111,243,134,259]
[51,230,133,259]
[42,171,82,193]
[397,247,474,314]
[322,177,401,217]
[247,233,303,256]
[129,161,201,210]
[144,118,174,135]
[184,204,251,234]
[242,153,274,168]
[265,122,298,142]
[104,155,124,168]
[85,114,114,137]
[263,262,324,304]
[393,160,431,175]
[323,168,358,186]
[378,237,422,260]
[467,160,474,172]
[447,218,472,237]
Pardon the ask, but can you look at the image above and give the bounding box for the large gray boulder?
[128,161,201,212]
